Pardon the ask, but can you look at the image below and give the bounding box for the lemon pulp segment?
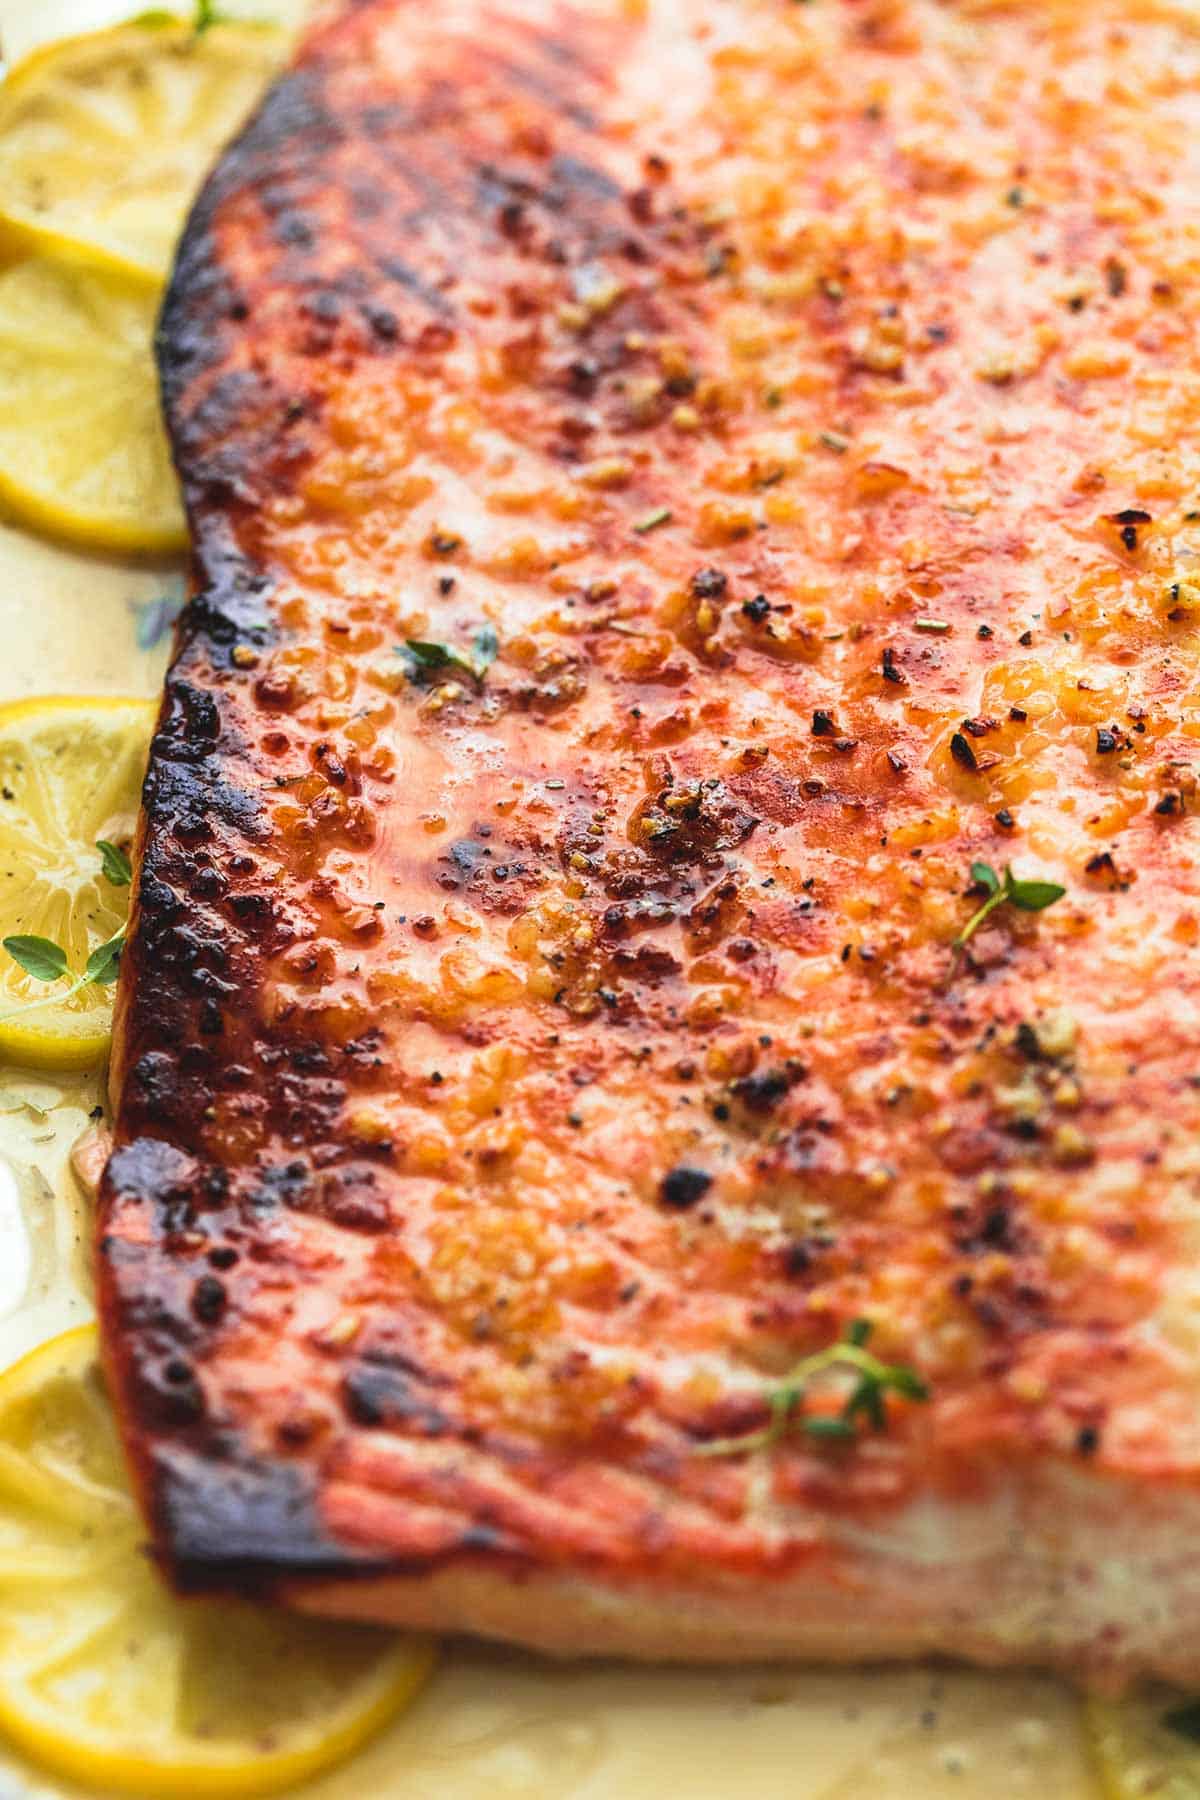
[0,20,285,281]
[0,1326,436,1797]
[0,694,153,1070]
[1087,1690,1200,1799]
[0,255,186,554]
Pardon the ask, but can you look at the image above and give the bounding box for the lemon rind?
[0,696,155,1071]
[0,1328,436,1798]
[0,464,187,560]
[0,19,285,285]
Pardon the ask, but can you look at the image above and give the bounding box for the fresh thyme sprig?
[696,1319,928,1458]
[1,932,125,1020]
[399,625,499,688]
[132,2,233,32]
[0,843,130,1024]
[953,861,1066,959]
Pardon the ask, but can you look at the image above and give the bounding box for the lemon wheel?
[1087,1689,1200,1798]
[0,695,154,1070]
[0,1326,435,1797]
[0,255,186,554]
[0,19,286,282]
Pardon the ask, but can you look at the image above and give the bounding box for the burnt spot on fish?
[153,1444,387,1593]
[342,1359,451,1435]
[659,1166,714,1209]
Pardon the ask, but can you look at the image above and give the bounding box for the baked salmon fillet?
[99,0,1200,1686]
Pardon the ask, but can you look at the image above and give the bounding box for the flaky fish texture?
[100,0,1200,1685]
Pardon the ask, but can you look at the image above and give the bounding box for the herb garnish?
[128,589,186,652]
[193,0,236,31]
[399,625,498,688]
[133,0,233,30]
[0,844,130,1022]
[3,932,125,1007]
[696,1319,928,1458]
[952,861,1066,958]
[634,506,673,534]
[3,939,70,984]
[96,840,133,888]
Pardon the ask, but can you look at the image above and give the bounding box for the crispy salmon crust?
[100,0,1200,1684]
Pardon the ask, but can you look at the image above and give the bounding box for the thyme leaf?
[1008,876,1068,910]
[2,937,68,984]
[471,623,500,674]
[0,928,126,1023]
[952,862,1066,959]
[695,1319,929,1458]
[133,3,254,37]
[96,840,133,888]
[85,936,126,987]
[399,625,498,688]
[194,0,233,32]
[0,839,131,1022]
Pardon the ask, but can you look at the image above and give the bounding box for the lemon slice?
[1087,1689,1200,1797]
[0,255,186,554]
[0,19,286,281]
[0,1325,435,1797]
[0,695,155,1071]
